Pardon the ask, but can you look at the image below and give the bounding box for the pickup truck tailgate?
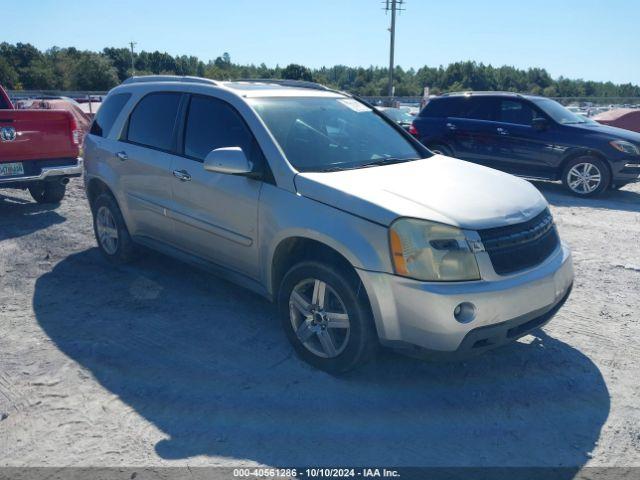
[0,110,80,163]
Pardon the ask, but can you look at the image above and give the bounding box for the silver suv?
[83,76,574,373]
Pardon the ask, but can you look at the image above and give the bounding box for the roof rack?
[232,78,335,91]
[122,75,220,86]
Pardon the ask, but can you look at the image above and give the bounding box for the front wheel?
[29,181,66,204]
[278,261,378,373]
[562,156,610,197]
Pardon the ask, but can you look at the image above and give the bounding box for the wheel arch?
[559,148,612,180]
[270,236,362,302]
[86,177,113,211]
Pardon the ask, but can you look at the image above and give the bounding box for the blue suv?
[411,92,640,196]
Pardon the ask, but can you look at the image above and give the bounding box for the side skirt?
[132,235,272,302]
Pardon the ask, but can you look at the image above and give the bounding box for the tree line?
[1,42,639,100]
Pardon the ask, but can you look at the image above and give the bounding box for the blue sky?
[6,0,639,84]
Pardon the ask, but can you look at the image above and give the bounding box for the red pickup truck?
[0,85,82,203]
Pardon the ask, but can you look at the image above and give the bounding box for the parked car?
[84,77,573,373]
[593,108,640,135]
[411,92,640,196]
[0,85,83,203]
[376,107,414,130]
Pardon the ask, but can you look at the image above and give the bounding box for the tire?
[278,261,378,373]
[562,156,610,197]
[429,144,453,157]
[29,181,66,204]
[92,193,136,264]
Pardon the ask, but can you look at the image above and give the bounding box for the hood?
[568,121,640,143]
[295,156,548,229]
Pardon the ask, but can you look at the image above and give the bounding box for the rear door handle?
[496,127,509,135]
[173,169,191,182]
[116,151,128,161]
[446,122,457,131]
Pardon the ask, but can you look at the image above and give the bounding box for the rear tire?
[278,261,378,374]
[92,193,136,264]
[29,181,66,204]
[562,156,610,197]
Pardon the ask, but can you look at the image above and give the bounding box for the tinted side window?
[498,100,535,125]
[456,97,496,121]
[183,95,254,161]
[420,98,461,118]
[90,93,131,137]
[127,92,182,150]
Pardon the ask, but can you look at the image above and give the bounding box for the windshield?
[249,97,425,172]
[533,98,588,124]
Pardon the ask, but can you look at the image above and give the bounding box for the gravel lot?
[0,178,639,469]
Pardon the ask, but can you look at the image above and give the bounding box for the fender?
[258,184,393,296]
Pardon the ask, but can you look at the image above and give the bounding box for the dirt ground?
[0,178,638,469]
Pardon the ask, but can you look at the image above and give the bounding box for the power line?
[383,0,405,102]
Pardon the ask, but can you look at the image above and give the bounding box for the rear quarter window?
[90,93,131,137]
[125,92,182,151]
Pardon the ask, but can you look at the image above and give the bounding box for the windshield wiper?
[317,157,419,173]
[358,157,419,168]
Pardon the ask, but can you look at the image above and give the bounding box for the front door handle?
[446,122,457,131]
[173,169,192,182]
[496,127,509,135]
[116,151,128,161]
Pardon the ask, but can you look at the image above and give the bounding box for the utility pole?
[129,41,137,76]
[384,0,404,104]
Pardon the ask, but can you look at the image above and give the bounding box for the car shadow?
[531,180,640,213]
[33,249,610,470]
[0,192,66,241]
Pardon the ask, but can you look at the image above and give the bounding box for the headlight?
[610,140,640,155]
[389,218,480,281]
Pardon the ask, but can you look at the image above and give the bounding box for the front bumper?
[611,156,640,184]
[0,157,83,185]
[357,242,574,354]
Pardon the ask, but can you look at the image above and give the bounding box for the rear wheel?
[92,193,136,264]
[29,181,66,204]
[562,156,610,197]
[278,261,378,373]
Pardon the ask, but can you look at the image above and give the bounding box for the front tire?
[29,181,66,204]
[562,156,610,197]
[92,193,136,264]
[278,261,378,373]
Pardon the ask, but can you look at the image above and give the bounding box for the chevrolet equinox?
[83,77,574,373]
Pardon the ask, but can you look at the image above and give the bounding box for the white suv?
[83,76,574,373]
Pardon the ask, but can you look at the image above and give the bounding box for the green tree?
[70,53,119,90]
[282,64,313,81]
[0,57,19,88]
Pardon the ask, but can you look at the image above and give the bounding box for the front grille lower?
[478,208,559,275]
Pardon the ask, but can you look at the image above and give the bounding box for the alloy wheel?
[289,278,351,358]
[567,162,602,194]
[96,206,119,255]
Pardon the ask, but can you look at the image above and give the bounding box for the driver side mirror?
[532,117,549,131]
[203,147,253,175]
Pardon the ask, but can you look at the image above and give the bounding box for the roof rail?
[122,75,220,86]
[233,78,334,91]
[441,91,524,98]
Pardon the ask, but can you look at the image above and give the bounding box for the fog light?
[454,302,476,323]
